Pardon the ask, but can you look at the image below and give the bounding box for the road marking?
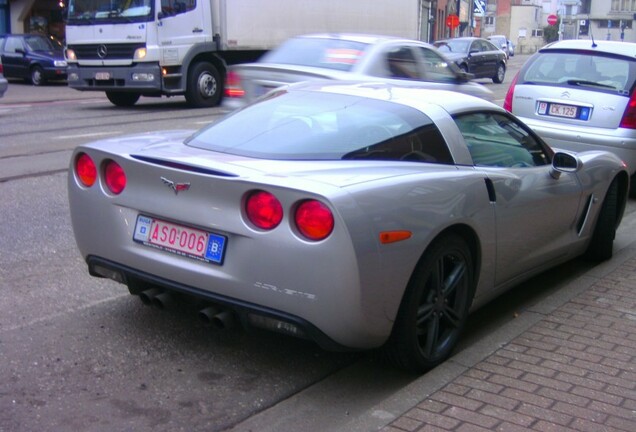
[54,131,121,140]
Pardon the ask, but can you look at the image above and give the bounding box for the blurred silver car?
[69,81,628,373]
[487,35,509,59]
[0,56,7,98]
[224,33,493,108]
[504,39,636,194]
[0,60,9,97]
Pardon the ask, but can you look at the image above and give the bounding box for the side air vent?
[576,194,594,235]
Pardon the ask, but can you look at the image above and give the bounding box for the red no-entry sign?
[547,14,558,26]
[446,14,460,30]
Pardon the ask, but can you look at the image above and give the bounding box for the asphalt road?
[2,56,635,431]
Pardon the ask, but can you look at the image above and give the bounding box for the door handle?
[193,27,203,33]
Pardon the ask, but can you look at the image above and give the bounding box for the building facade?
[2,0,66,40]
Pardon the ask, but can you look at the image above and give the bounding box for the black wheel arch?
[614,171,630,227]
[409,224,482,301]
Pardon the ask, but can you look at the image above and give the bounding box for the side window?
[417,47,457,81]
[5,37,23,53]
[385,46,421,80]
[454,112,550,167]
[161,0,195,16]
[343,123,454,164]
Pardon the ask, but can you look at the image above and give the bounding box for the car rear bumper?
[86,255,356,351]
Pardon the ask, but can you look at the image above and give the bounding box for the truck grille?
[68,43,145,60]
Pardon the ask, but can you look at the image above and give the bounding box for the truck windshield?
[67,0,154,24]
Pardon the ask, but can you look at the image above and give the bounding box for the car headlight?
[54,60,68,67]
[65,49,76,61]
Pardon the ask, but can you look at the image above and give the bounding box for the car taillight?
[245,190,283,230]
[76,153,97,187]
[224,70,245,98]
[503,72,519,112]
[620,91,636,129]
[295,200,334,241]
[104,160,126,194]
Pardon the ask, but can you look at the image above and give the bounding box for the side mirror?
[455,71,475,82]
[550,151,581,179]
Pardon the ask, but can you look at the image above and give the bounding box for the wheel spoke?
[441,305,462,329]
[416,303,435,331]
[443,258,466,297]
[422,313,440,356]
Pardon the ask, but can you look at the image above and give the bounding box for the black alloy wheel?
[384,233,474,373]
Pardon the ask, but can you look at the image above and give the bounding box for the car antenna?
[589,15,597,47]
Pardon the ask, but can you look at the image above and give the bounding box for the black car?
[434,37,506,83]
[0,34,67,86]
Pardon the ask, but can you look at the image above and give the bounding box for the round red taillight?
[76,153,97,187]
[104,160,126,195]
[295,200,334,241]
[245,190,283,230]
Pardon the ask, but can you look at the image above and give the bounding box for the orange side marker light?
[379,230,412,244]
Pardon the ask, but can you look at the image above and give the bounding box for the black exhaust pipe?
[212,310,235,330]
[151,292,173,310]
[199,306,235,330]
[139,288,161,305]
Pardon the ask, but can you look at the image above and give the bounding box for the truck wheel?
[106,91,140,107]
[185,61,222,108]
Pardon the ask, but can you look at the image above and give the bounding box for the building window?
[484,16,494,26]
[598,19,632,29]
[532,29,543,37]
[611,0,636,11]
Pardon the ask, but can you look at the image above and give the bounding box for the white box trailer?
[64,0,428,107]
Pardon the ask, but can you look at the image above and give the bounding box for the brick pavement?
[380,256,636,432]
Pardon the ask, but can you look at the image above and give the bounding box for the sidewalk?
[346,244,636,431]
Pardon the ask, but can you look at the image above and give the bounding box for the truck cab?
[65,0,235,107]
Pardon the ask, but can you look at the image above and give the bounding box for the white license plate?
[133,215,226,264]
[538,102,577,118]
[95,72,111,80]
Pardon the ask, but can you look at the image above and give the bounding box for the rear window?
[521,51,635,94]
[186,88,453,164]
[260,37,368,72]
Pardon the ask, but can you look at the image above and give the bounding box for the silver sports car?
[69,82,629,373]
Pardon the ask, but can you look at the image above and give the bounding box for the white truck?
[64,0,428,107]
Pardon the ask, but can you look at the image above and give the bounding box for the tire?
[185,61,222,108]
[30,65,45,86]
[493,63,506,84]
[383,233,474,373]
[630,174,636,198]
[584,179,619,262]
[106,91,140,107]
